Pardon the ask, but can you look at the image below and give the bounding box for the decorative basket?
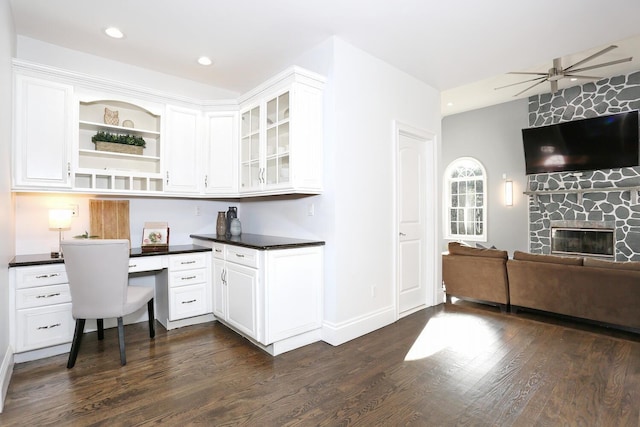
[95,141,143,155]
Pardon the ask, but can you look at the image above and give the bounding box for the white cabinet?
[164,105,202,194]
[13,74,74,189]
[74,95,164,193]
[10,264,75,353]
[166,252,211,322]
[208,241,323,354]
[212,244,259,340]
[203,112,238,195]
[239,68,324,196]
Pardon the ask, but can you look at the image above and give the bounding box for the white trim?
[321,305,396,346]
[0,345,14,413]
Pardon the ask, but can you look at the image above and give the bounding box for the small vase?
[216,212,226,236]
[230,218,242,236]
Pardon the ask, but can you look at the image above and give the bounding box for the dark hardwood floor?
[2,301,640,426]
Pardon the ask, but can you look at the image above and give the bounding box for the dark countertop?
[9,244,212,268]
[190,233,325,250]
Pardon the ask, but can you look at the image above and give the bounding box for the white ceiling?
[9,0,640,116]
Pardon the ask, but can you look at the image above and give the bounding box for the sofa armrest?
[443,254,509,305]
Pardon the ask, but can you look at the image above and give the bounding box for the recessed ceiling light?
[447,102,454,107]
[105,27,124,39]
[198,56,213,66]
[570,77,578,82]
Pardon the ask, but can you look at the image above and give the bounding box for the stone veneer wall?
[527,70,640,261]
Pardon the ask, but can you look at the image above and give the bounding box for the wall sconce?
[504,180,514,206]
[49,208,73,258]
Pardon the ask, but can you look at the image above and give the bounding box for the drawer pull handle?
[215,249,222,253]
[35,273,60,279]
[36,293,61,299]
[37,323,61,330]
[235,254,245,258]
[129,264,137,268]
[181,260,196,265]
[182,299,197,304]
[181,275,196,281]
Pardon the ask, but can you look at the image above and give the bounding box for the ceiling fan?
[496,45,632,97]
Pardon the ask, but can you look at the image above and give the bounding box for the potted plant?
[92,131,147,155]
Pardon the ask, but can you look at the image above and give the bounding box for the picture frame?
[141,221,169,252]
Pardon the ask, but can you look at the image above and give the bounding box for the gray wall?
[442,99,529,254]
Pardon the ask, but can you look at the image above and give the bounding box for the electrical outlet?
[308,203,315,216]
[195,206,201,216]
[371,285,377,298]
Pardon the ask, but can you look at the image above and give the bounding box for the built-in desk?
[8,244,213,363]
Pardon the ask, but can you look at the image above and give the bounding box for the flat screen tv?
[522,111,639,175]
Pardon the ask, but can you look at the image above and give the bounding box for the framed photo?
[141,222,169,252]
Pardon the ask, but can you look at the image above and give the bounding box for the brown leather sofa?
[507,251,640,331]
[442,242,509,312]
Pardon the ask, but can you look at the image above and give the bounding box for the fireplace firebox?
[551,227,614,258]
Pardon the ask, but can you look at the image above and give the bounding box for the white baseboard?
[0,345,14,413]
[321,305,396,346]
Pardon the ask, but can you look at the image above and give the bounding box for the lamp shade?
[49,209,73,229]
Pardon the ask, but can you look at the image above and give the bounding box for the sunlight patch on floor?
[404,313,498,361]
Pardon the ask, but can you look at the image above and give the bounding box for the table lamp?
[49,208,73,258]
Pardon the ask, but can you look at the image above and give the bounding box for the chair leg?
[97,319,104,340]
[117,317,126,366]
[147,299,156,339]
[67,319,86,369]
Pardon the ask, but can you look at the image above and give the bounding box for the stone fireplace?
[526,69,640,262]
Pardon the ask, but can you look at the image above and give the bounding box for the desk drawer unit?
[167,252,210,321]
[13,264,74,353]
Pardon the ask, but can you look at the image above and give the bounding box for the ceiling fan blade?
[507,71,549,76]
[495,76,547,90]
[568,57,632,74]
[514,78,548,97]
[564,45,618,72]
[563,74,602,80]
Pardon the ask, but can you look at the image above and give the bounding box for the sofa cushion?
[583,257,640,271]
[448,242,507,259]
[513,250,583,266]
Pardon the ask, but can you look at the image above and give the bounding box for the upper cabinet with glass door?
[239,67,325,196]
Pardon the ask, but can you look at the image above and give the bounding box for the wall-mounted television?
[522,111,639,175]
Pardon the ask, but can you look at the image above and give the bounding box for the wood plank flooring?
[2,301,640,426]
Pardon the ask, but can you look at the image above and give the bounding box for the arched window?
[444,157,487,241]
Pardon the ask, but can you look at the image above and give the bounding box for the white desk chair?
[61,239,155,368]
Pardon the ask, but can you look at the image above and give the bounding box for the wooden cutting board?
[89,200,130,242]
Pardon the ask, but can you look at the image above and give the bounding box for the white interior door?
[396,123,435,317]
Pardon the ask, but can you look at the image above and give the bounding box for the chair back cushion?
[62,239,131,319]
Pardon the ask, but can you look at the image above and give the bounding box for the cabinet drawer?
[169,253,207,271]
[212,243,225,260]
[169,283,208,321]
[16,284,71,309]
[128,256,164,273]
[15,264,68,289]
[169,268,206,287]
[225,246,259,268]
[16,303,74,352]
